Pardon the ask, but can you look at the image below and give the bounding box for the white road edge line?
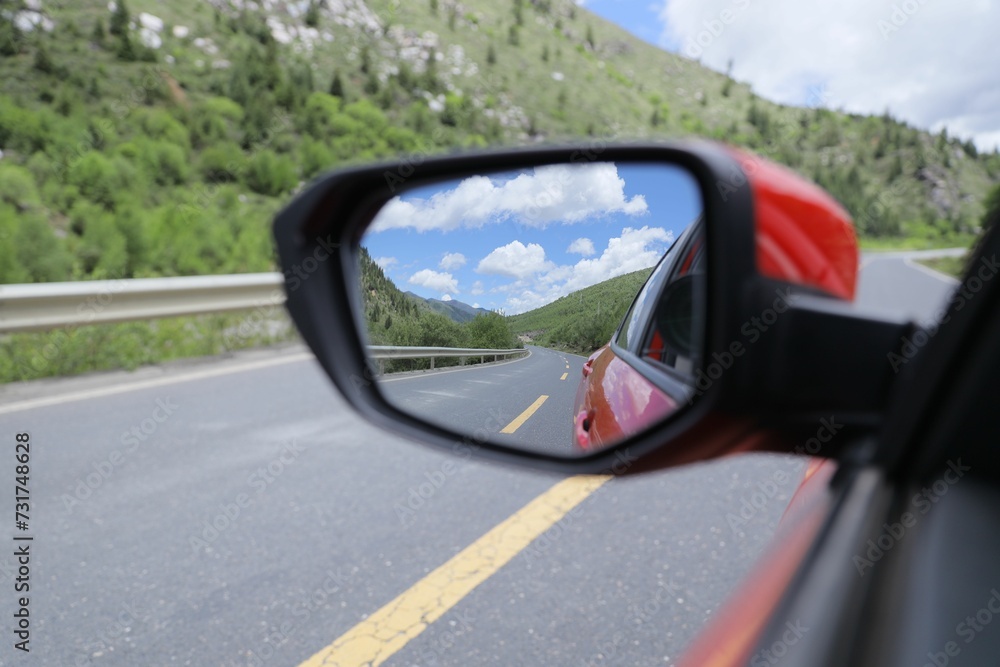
[0,353,314,415]
[903,258,961,285]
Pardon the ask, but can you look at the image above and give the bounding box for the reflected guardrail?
[367,346,528,372]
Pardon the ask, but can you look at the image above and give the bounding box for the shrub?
[466,312,517,349]
[113,204,148,276]
[109,0,130,36]
[0,205,29,283]
[189,99,242,147]
[299,92,342,138]
[67,151,120,208]
[137,139,189,185]
[198,141,244,182]
[0,98,47,153]
[9,206,71,282]
[136,108,190,150]
[244,149,296,196]
[0,17,22,56]
[299,138,334,179]
[0,164,41,210]
[76,209,129,276]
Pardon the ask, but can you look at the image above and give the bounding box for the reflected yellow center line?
[560,372,568,381]
[499,395,548,434]
[297,475,610,667]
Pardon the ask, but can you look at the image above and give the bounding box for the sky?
[580,0,999,152]
[363,163,701,314]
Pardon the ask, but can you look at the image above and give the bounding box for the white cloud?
[658,0,1000,150]
[497,226,675,314]
[439,252,467,270]
[408,269,458,294]
[470,280,485,295]
[370,163,648,232]
[374,256,397,270]
[472,302,481,308]
[567,237,596,256]
[561,226,673,293]
[477,241,553,280]
[441,294,453,301]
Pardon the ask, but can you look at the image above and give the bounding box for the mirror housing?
[273,142,910,475]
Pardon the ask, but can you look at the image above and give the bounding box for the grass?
[916,256,967,278]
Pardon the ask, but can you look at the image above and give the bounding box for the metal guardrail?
[0,273,284,333]
[368,346,528,371]
[0,277,527,372]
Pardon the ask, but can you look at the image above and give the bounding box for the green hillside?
[0,0,998,381]
[508,267,652,353]
[359,247,519,372]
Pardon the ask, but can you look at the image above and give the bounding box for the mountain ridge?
[404,290,491,324]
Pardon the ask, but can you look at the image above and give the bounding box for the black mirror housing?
[273,141,909,475]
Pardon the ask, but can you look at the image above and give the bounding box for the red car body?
[571,150,857,662]
[574,150,858,451]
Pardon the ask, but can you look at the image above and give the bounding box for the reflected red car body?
[573,349,679,449]
[573,152,858,451]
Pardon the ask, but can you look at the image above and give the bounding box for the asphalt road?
[855,249,961,322]
[378,346,587,456]
[0,249,962,666]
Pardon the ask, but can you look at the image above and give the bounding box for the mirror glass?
[357,161,705,456]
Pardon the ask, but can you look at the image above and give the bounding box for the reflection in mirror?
[356,161,705,456]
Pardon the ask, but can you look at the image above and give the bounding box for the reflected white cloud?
[477,241,553,280]
[567,237,596,257]
[370,163,648,232]
[495,226,675,314]
[439,252,467,270]
[409,269,458,295]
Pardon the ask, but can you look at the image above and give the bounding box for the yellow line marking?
[560,372,568,380]
[499,394,548,434]
[297,475,611,667]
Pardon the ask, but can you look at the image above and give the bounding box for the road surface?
[0,249,962,666]
[378,346,586,456]
[856,249,961,322]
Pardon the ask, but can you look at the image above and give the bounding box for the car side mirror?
[273,142,911,475]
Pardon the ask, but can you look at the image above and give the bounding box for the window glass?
[615,228,689,351]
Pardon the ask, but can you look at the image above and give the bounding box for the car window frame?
[638,231,707,379]
[607,221,704,402]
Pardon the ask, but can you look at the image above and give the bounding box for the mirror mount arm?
[740,288,913,440]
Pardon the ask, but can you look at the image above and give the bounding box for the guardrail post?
[430,357,435,370]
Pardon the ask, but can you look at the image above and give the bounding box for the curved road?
[379,346,587,456]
